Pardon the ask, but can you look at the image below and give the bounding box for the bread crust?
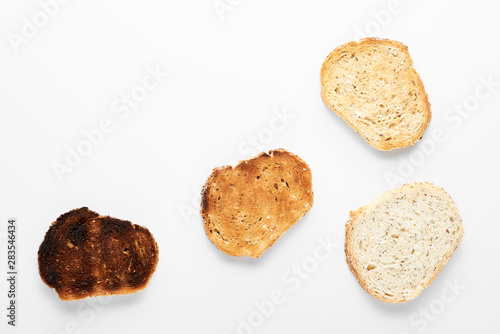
[320,38,431,151]
[345,182,464,303]
[38,208,159,301]
[201,149,313,258]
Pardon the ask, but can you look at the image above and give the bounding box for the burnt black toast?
[38,207,159,301]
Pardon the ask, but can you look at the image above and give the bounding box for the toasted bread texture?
[345,182,463,303]
[321,38,431,151]
[201,149,313,258]
[38,207,159,301]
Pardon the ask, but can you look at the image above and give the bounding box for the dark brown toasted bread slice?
[201,149,314,258]
[38,207,159,301]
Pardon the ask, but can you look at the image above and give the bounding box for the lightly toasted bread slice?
[38,207,159,301]
[201,149,313,258]
[321,38,431,151]
[345,182,463,303]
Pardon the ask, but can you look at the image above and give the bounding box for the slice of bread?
[38,207,159,301]
[345,182,463,303]
[320,38,431,151]
[201,149,313,258]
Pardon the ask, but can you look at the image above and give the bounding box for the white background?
[1,0,499,333]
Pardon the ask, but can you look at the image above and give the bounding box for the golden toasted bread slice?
[38,207,159,301]
[321,38,431,150]
[201,149,313,258]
